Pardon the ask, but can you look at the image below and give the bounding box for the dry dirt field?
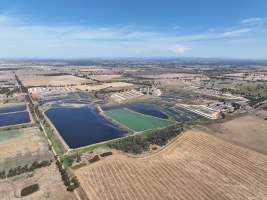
[0,127,51,172]
[75,130,267,200]
[0,127,46,159]
[75,82,134,91]
[0,162,75,200]
[139,73,209,80]
[17,74,89,87]
[205,115,267,154]
[91,75,122,81]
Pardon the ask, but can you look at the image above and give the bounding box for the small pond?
[0,104,26,114]
[102,103,168,119]
[21,184,39,196]
[0,111,30,127]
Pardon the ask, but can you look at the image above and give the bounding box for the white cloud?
[173,46,186,55]
[0,13,265,58]
[241,17,264,25]
[221,28,252,37]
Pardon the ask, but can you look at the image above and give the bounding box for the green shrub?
[108,125,183,154]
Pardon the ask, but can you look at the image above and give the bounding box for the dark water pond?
[21,184,39,196]
[103,103,168,119]
[0,111,30,127]
[38,92,92,105]
[163,106,202,122]
[0,104,26,114]
[160,95,191,100]
[45,107,127,148]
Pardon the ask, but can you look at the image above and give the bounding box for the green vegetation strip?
[105,108,174,132]
[108,124,183,154]
[43,125,65,156]
[0,129,22,142]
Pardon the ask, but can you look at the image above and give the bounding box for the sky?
[0,0,267,59]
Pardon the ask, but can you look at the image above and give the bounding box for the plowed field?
[75,130,267,200]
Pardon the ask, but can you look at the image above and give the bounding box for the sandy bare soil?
[0,162,75,200]
[18,74,88,87]
[139,73,209,80]
[75,130,267,200]
[205,115,267,154]
[75,82,133,91]
[91,75,122,81]
[224,72,267,81]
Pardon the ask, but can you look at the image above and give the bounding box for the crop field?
[75,130,267,200]
[17,72,89,87]
[206,115,267,154]
[105,108,174,132]
[74,82,133,91]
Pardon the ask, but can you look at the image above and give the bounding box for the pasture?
[0,127,51,172]
[105,108,174,132]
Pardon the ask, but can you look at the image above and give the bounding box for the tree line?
[108,125,183,154]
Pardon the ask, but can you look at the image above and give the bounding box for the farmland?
[205,114,267,154]
[0,162,75,200]
[105,108,174,132]
[75,129,267,200]
[0,127,52,172]
[17,71,89,87]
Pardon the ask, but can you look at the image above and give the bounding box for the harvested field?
[75,82,134,91]
[105,108,173,132]
[205,115,267,154]
[18,74,88,87]
[75,130,267,200]
[91,75,122,81]
[0,162,75,200]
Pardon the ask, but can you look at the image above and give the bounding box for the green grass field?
[0,129,22,142]
[105,108,174,132]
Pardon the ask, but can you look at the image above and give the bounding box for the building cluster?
[29,87,76,97]
[110,89,144,103]
[140,87,162,96]
[176,103,221,119]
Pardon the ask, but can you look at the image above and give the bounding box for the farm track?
[75,130,267,200]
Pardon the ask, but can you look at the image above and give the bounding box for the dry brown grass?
[0,162,75,200]
[18,74,88,87]
[75,82,134,91]
[91,75,122,81]
[0,127,46,159]
[75,130,267,200]
[206,115,267,154]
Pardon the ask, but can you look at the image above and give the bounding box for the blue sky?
[0,0,267,59]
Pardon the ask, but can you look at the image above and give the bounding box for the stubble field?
[75,130,267,200]
[205,115,267,154]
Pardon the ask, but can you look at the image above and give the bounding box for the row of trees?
[15,74,81,192]
[108,125,183,154]
[0,160,52,179]
[55,159,80,192]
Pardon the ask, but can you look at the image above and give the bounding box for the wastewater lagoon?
[45,107,127,148]
[0,111,30,127]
